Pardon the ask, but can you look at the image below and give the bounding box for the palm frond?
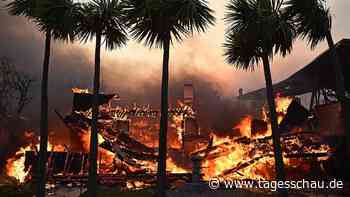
[78,0,128,50]
[285,0,331,49]
[223,32,261,71]
[7,0,82,42]
[122,0,215,48]
[6,0,39,18]
[175,0,215,33]
[223,0,296,71]
[38,0,82,42]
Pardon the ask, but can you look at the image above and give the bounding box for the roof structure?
[73,93,117,111]
[240,39,350,100]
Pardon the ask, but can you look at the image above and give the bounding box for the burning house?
[5,83,206,187]
[239,39,350,139]
[238,39,350,180]
[5,80,343,193]
[4,39,350,193]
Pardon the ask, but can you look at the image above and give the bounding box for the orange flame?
[5,146,32,183]
[6,95,332,185]
[234,116,252,138]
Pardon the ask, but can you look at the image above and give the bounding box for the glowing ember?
[200,96,330,180]
[4,95,334,186]
[126,181,148,190]
[202,141,246,179]
[171,113,184,149]
[72,87,89,93]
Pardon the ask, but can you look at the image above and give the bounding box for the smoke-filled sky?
[1,0,350,130]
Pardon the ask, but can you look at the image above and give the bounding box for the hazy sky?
[68,0,350,96]
[1,0,350,122]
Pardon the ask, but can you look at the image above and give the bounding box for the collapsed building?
[239,39,350,138]
[22,83,207,187]
[18,90,341,189]
[4,41,350,194]
[238,38,350,180]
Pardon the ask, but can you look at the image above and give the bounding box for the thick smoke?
[1,0,349,172]
[0,1,253,133]
[0,2,249,172]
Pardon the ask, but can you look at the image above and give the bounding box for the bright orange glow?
[275,95,293,114]
[72,87,89,93]
[167,158,187,173]
[234,116,252,137]
[5,96,333,185]
[6,146,31,183]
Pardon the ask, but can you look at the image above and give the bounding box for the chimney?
[238,88,243,97]
[184,82,194,107]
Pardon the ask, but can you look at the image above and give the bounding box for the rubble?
[3,87,344,193]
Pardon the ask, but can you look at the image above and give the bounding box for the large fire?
[5,137,65,183]
[5,95,333,187]
[199,95,323,180]
[6,146,32,183]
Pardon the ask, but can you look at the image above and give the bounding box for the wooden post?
[309,89,316,111]
[191,156,202,183]
[63,152,69,174]
[80,152,85,174]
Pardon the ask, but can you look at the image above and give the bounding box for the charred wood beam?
[221,154,274,176]
[220,152,332,177]
[55,109,90,135]
[285,152,332,158]
[279,99,309,131]
[99,141,157,162]
[25,151,89,175]
[47,172,192,185]
[192,132,332,160]
[117,133,156,153]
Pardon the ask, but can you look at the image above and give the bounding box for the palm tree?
[224,0,296,196]
[77,0,127,196]
[285,0,350,155]
[6,1,80,197]
[122,0,215,196]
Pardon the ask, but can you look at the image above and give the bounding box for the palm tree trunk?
[88,31,102,197]
[36,30,51,197]
[325,31,350,155]
[262,53,288,197]
[157,35,170,197]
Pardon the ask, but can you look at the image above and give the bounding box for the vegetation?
[0,57,34,117]
[122,0,215,196]
[76,0,128,196]
[6,0,81,196]
[3,0,349,196]
[223,0,296,196]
